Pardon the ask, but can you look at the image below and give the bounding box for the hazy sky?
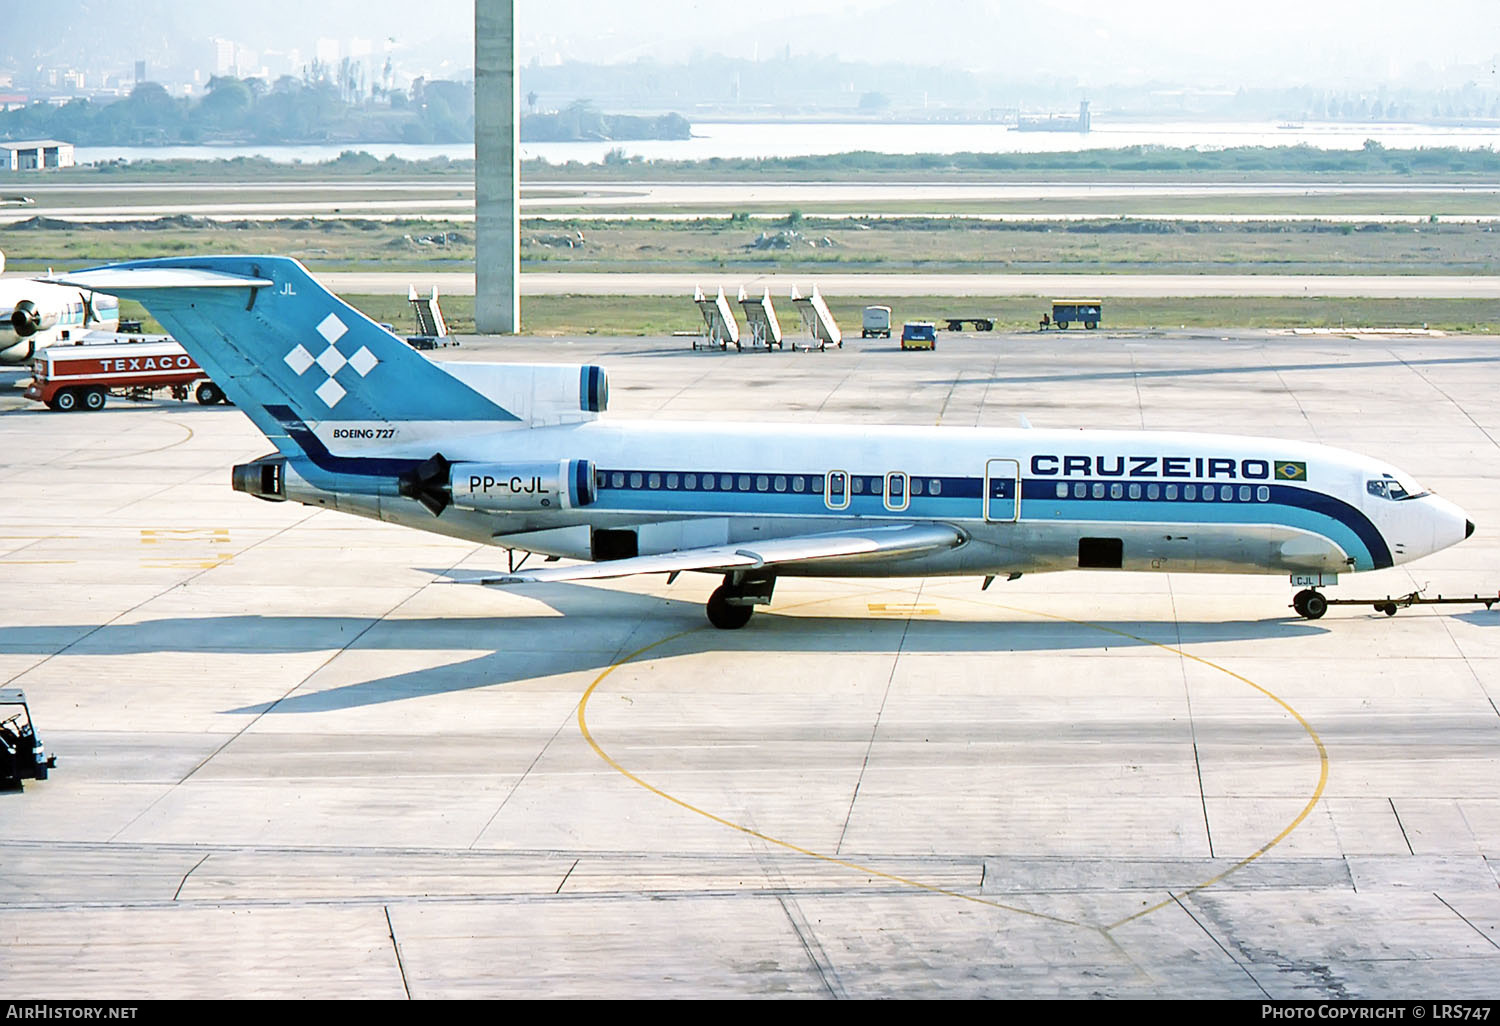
[10,1,1500,90]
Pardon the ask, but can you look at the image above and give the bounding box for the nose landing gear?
[1292,589,1329,620]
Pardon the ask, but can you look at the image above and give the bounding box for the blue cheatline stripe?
[589,470,1391,571]
[1019,479,1388,569]
[267,405,425,477]
[247,432,1392,571]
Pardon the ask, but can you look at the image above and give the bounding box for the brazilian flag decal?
[1275,460,1308,481]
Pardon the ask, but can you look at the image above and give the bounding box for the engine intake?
[10,300,57,339]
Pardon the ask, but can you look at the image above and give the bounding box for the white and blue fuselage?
[53,255,1473,628]
[291,418,1470,580]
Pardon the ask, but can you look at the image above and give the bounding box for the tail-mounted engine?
[10,299,58,339]
[231,455,287,502]
[448,459,596,513]
[397,453,453,515]
[398,455,596,516]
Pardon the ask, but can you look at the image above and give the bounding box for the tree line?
[0,79,690,146]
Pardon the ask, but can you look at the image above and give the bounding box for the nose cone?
[1424,495,1472,556]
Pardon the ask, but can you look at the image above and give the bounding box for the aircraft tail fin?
[53,256,516,450]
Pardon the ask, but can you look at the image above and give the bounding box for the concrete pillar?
[475,0,519,334]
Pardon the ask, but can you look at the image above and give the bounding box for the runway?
[2,328,1499,997]
[5,177,1500,224]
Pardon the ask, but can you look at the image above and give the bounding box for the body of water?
[72,119,1500,167]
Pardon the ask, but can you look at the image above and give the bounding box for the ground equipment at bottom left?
[1,689,55,789]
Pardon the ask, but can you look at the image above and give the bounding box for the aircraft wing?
[452,523,966,586]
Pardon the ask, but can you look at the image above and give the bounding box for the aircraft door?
[984,459,1020,522]
[825,470,850,511]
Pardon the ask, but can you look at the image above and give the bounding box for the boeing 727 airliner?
[54,256,1474,628]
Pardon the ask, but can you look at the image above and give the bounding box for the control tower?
[475,0,519,334]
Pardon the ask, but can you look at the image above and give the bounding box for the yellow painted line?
[577,600,1082,928]
[947,592,1330,932]
[70,421,195,463]
[140,558,235,570]
[576,589,1328,937]
[867,602,940,616]
[140,528,231,543]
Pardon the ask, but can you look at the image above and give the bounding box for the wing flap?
[453,523,965,586]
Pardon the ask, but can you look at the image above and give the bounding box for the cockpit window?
[1367,473,1430,501]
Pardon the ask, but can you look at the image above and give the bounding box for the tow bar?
[1293,587,1500,619]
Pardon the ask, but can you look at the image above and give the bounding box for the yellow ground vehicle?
[900,321,937,350]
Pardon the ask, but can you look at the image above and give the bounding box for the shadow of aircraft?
[0,581,1326,715]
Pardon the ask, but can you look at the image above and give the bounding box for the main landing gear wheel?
[195,381,224,405]
[1293,589,1328,620]
[706,586,754,630]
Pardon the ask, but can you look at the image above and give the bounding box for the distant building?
[0,141,75,171]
